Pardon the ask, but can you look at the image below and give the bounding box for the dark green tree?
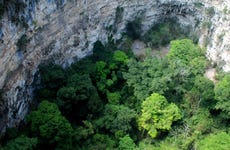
[27,101,73,149]
[1,135,37,150]
[186,76,215,111]
[124,57,169,101]
[96,104,136,134]
[56,86,76,116]
[74,120,94,141]
[85,134,116,150]
[39,63,66,90]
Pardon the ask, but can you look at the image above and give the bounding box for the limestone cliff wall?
[0,0,229,133]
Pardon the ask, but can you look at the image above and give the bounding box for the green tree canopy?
[39,63,65,90]
[167,39,207,82]
[186,76,215,110]
[118,135,136,150]
[215,74,230,117]
[167,39,205,66]
[56,86,76,112]
[27,100,73,149]
[113,50,129,64]
[1,135,37,150]
[196,132,230,150]
[138,93,182,138]
[124,57,169,101]
[96,104,136,134]
[85,134,116,150]
[164,39,207,101]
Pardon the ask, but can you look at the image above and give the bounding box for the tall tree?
[27,101,73,149]
[96,104,136,134]
[167,39,205,66]
[215,74,230,117]
[124,57,169,101]
[186,76,215,111]
[138,93,181,138]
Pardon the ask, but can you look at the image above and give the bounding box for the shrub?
[126,18,142,40]
[16,34,29,52]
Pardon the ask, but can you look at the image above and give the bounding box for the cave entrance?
[126,18,198,58]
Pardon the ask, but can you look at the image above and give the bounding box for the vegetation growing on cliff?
[0,0,28,27]
[1,35,230,149]
[0,39,226,149]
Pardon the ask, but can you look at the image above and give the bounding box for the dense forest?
[1,21,230,150]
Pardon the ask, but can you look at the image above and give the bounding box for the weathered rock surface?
[0,0,229,133]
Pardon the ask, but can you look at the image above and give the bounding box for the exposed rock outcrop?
[0,0,229,133]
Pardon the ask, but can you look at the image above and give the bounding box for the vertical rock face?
[203,0,230,72]
[0,0,229,133]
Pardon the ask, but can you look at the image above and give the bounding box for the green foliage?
[167,39,205,66]
[107,91,121,104]
[93,50,129,94]
[115,6,124,26]
[2,32,225,149]
[196,132,230,150]
[136,138,179,150]
[194,2,204,8]
[0,1,27,26]
[74,120,94,141]
[152,142,179,150]
[136,138,156,150]
[188,109,214,134]
[165,39,207,101]
[118,135,136,150]
[193,76,215,103]
[66,73,102,115]
[126,18,142,40]
[124,57,169,101]
[189,56,207,75]
[56,86,76,115]
[215,74,230,117]
[1,135,37,150]
[142,20,194,48]
[138,93,182,138]
[67,57,96,75]
[0,4,4,20]
[16,34,29,52]
[27,101,73,149]
[94,61,111,92]
[92,41,113,62]
[39,63,65,90]
[86,134,116,150]
[67,73,94,100]
[3,128,20,142]
[186,76,215,110]
[95,61,109,79]
[96,104,136,134]
[124,39,207,104]
[223,6,229,14]
[113,50,129,64]
[118,36,134,53]
[206,7,215,17]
